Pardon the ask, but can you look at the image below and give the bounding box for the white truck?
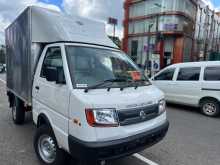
[6,6,169,165]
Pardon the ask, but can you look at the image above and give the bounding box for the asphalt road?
[0,73,220,165]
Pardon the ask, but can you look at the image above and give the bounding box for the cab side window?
[40,47,65,83]
[204,67,220,81]
[155,68,175,81]
[177,67,200,81]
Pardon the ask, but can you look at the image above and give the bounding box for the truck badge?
[140,110,147,119]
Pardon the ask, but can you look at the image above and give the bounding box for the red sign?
[130,71,141,81]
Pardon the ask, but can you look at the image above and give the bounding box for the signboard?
[163,24,178,31]
[151,54,160,71]
[143,44,155,52]
[108,17,118,25]
[199,51,204,58]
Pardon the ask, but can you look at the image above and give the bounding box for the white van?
[151,61,220,117]
[6,7,169,165]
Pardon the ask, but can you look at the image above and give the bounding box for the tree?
[0,45,6,64]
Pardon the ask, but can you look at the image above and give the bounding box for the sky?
[205,0,220,9]
[213,0,220,7]
[0,0,124,45]
[0,0,219,45]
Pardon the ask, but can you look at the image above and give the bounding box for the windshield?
[65,46,150,89]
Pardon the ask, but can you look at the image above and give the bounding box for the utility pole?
[145,3,163,75]
[155,14,159,44]
[210,10,215,53]
[146,24,154,74]
[113,23,116,37]
[203,6,209,61]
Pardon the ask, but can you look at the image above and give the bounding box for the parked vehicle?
[5,6,169,165]
[151,61,220,117]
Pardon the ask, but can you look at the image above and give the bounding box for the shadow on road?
[167,103,200,115]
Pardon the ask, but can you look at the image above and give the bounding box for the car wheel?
[12,97,25,125]
[34,125,67,165]
[200,99,220,117]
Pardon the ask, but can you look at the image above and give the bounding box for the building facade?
[123,0,220,69]
[194,1,220,61]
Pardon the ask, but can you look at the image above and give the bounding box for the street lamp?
[145,23,154,72]
[144,3,165,76]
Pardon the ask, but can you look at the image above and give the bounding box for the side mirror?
[45,67,66,84]
[45,67,57,82]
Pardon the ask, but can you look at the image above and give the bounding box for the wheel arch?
[37,113,53,129]
[36,112,68,151]
[199,96,220,106]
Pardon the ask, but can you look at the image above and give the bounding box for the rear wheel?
[200,99,220,117]
[11,97,25,125]
[34,125,67,165]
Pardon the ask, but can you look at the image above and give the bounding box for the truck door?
[32,45,70,150]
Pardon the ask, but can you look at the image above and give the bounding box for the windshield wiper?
[133,79,151,89]
[84,78,130,93]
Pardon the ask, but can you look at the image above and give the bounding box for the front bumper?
[68,120,169,161]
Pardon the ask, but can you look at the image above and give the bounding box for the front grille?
[118,104,159,126]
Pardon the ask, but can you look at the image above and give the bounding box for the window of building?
[204,67,220,81]
[129,15,193,36]
[129,0,196,19]
[177,67,201,81]
[154,68,175,81]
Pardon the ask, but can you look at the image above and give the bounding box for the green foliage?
[0,45,6,64]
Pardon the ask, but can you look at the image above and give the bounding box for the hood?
[72,85,164,110]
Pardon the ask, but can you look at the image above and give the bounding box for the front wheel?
[34,125,67,165]
[11,97,25,125]
[200,99,220,117]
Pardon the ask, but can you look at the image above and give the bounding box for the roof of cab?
[167,61,220,68]
[7,6,118,48]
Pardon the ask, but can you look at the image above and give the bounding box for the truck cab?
[31,42,168,164]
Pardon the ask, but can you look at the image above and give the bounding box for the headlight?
[158,99,166,115]
[85,108,119,127]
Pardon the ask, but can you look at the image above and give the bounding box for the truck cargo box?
[6,6,117,105]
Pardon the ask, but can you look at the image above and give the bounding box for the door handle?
[35,86,40,90]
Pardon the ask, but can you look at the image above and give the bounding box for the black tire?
[34,125,67,165]
[11,97,25,125]
[200,99,220,117]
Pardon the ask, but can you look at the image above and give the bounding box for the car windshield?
[65,46,150,89]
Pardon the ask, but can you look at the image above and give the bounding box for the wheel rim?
[203,103,217,116]
[38,135,56,163]
[12,106,16,121]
